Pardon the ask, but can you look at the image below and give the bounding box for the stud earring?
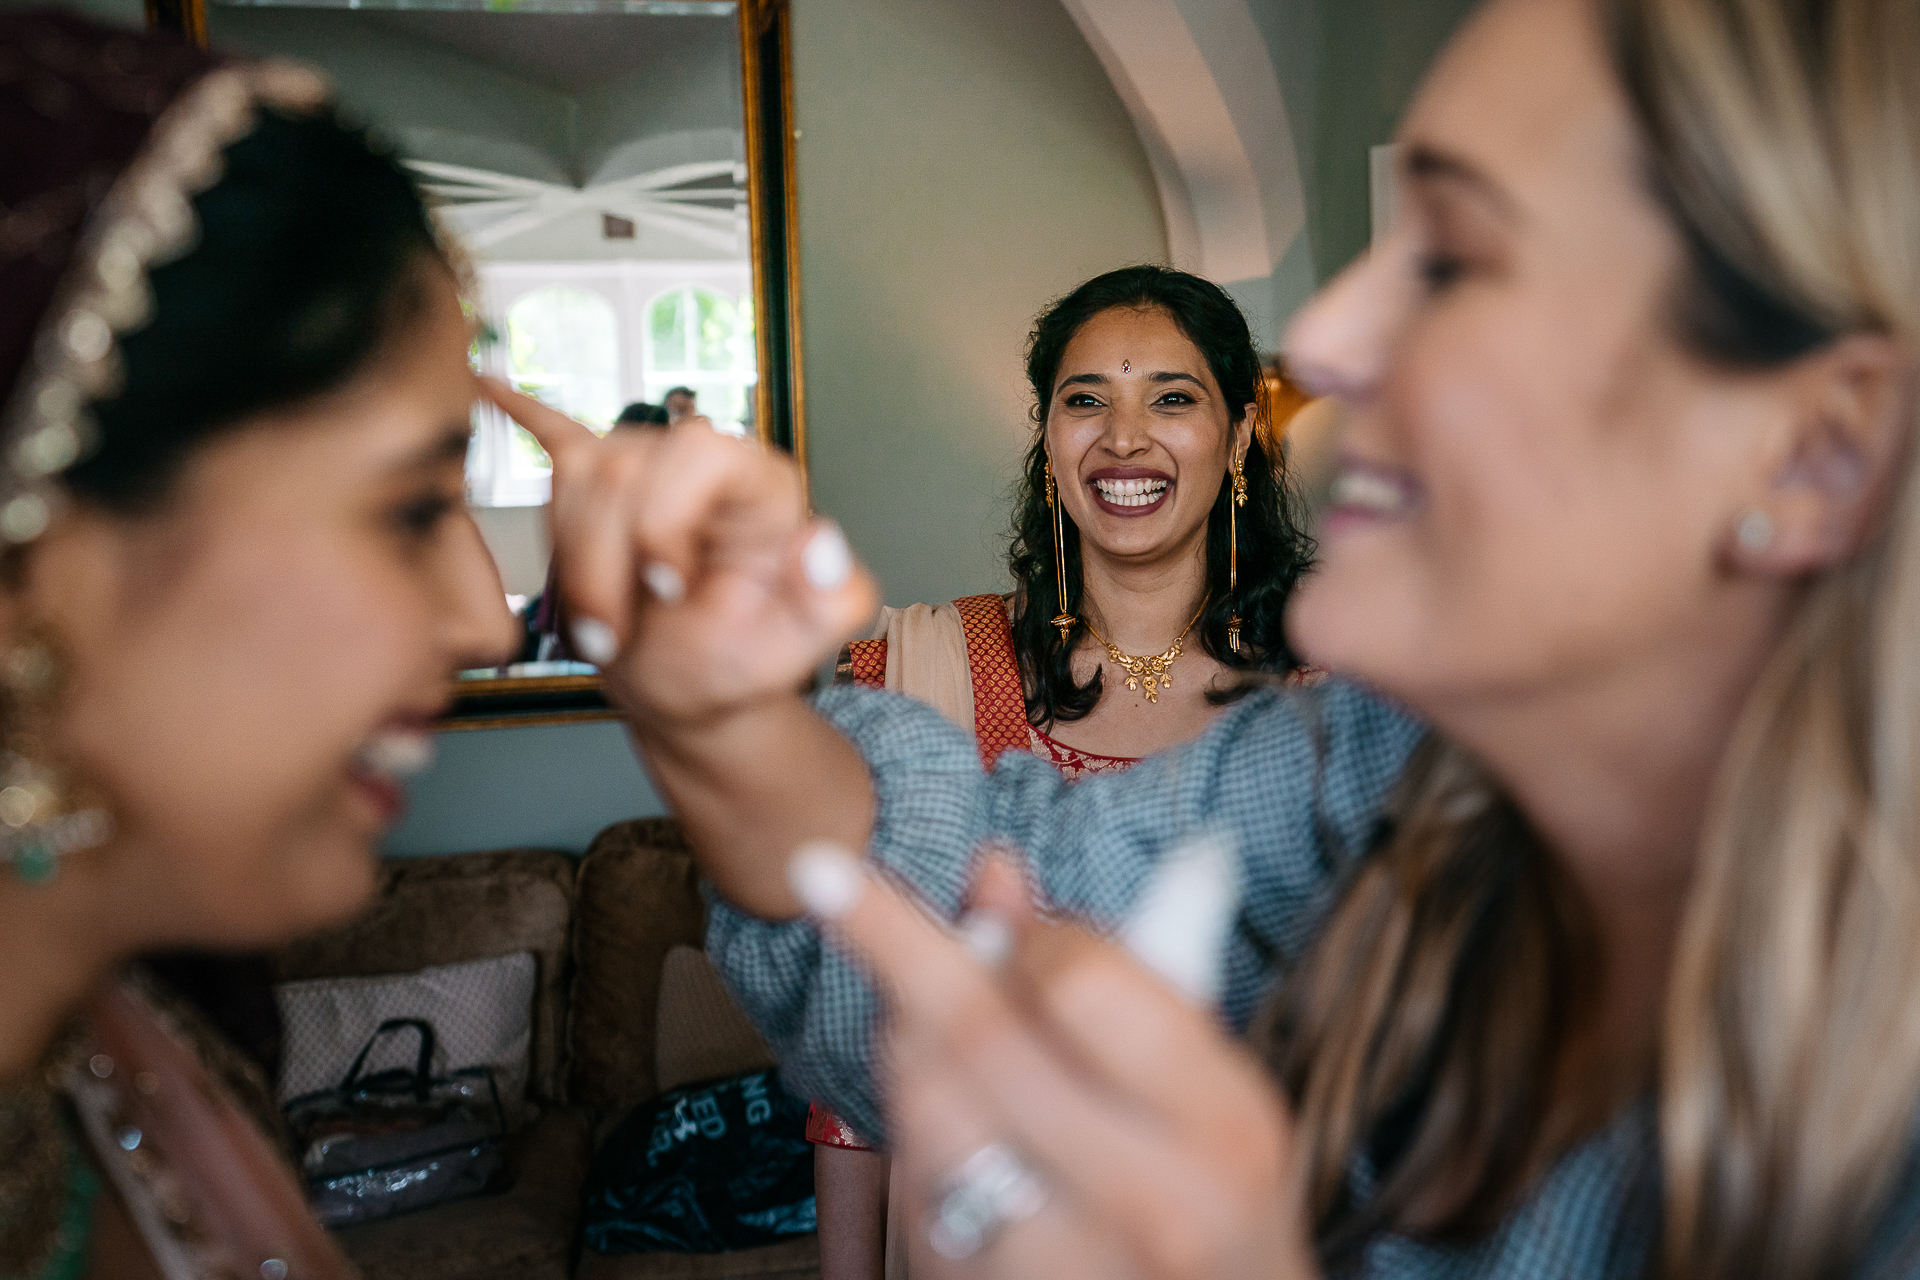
[0,630,111,885]
[1044,460,1076,646]
[1736,508,1775,555]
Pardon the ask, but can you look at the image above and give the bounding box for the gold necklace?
[1081,598,1208,705]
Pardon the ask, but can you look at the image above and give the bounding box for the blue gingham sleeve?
[705,678,1425,1143]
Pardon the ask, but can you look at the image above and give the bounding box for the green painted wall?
[1296,0,1482,283]
[790,0,1166,611]
[2,0,143,25]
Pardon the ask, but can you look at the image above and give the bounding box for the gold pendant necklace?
[1081,598,1208,705]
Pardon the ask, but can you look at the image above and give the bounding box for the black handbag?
[285,1017,508,1226]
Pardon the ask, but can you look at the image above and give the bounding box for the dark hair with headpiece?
[1008,264,1313,726]
[0,8,448,1092]
[62,107,443,512]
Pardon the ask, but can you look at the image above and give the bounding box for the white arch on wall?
[1058,0,1307,311]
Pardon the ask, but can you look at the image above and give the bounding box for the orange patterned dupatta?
[809,595,1139,1150]
[843,595,1027,768]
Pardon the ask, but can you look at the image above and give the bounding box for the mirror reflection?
[205,0,754,685]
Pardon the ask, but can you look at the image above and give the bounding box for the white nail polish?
[571,618,617,665]
[788,841,866,919]
[1119,833,1242,1006]
[802,523,853,590]
[957,909,1014,970]
[644,562,686,603]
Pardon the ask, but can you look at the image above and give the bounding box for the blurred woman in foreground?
[0,13,515,1275]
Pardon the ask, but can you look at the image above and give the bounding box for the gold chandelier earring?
[0,629,110,885]
[1227,452,1248,655]
[1044,459,1076,646]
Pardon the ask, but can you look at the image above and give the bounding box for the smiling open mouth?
[1092,477,1169,508]
[348,726,437,824]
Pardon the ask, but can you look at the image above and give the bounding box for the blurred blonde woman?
[491,0,1920,1274]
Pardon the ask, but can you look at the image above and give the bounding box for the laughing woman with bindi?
[802,265,1313,1280]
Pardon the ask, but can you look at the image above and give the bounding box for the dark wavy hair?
[1008,265,1314,726]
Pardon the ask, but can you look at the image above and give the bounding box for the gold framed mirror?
[149,0,806,731]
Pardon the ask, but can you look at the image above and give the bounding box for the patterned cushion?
[569,819,709,1111]
[275,952,536,1108]
[272,849,575,1101]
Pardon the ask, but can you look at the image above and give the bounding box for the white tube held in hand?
[1117,833,1242,1006]
[788,841,867,920]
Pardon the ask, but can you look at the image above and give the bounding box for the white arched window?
[468,285,621,506]
[508,286,622,428]
[643,286,756,435]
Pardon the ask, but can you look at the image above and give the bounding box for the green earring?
[0,635,110,886]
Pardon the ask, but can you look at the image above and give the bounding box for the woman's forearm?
[629,692,875,920]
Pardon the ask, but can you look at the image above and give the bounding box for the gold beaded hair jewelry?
[1044,458,1076,645]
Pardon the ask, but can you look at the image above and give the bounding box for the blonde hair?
[1264,1,1920,1275]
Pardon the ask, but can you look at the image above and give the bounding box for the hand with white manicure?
[786,842,1316,1280]
[481,379,877,728]
[481,379,882,918]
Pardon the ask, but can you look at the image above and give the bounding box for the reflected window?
[643,286,756,436]
[508,286,622,430]
[468,285,622,507]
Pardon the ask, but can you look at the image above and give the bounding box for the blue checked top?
[705,680,1920,1279]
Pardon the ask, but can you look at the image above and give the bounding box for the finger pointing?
[479,376,599,471]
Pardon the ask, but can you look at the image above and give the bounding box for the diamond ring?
[925,1141,1049,1260]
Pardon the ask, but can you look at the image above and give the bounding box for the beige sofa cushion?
[273,849,576,1102]
[569,819,709,1111]
[275,952,538,1107]
[654,945,774,1094]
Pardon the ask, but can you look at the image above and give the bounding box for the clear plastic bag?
[285,1017,506,1226]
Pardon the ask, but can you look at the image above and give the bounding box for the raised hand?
[788,847,1319,1280]
[481,379,878,727]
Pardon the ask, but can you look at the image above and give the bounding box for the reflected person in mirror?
[664,386,700,426]
[527,397,700,661]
